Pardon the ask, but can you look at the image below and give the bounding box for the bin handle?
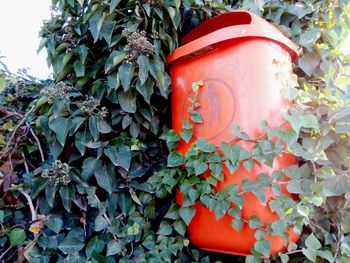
[167,11,300,65]
[181,11,253,44]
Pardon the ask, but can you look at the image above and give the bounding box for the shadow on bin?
[167,10,301,256]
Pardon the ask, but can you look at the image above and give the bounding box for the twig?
[18,188,37,222]
[0,247,12,261]
[94,194,117,239]
[27,123,45,162]
[0,105,36,160]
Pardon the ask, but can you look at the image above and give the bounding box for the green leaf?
[100,19,116,46]
[279,253,289,263]
[106,240,122,256]
[245,255,261,263]
[179,207,196,225]
[45,183,58,207]
[118,62,135,92]
[89,115,99,141]
[254,240,271,257]
[45,217,63,234]
[49,117,72,146]
[118,90,137,113]
[82,157,102,180]
[136,78,154,104]
[109,0,122,13]
[231,218,244,232]
[105,51,126,73]
[97,118,111,133]
[213,200,230,219]
[253,188,266,205]
[94,164,117,194]
[104,146,131,171]
[300,28,320,51]
[243,159,254,172]
[167,151,184,167]
[58,228,85,254]
[137,55,149,85]
[0,77,6,92]
[302,247,318,262]
[270,220,287,235]
[94,215,109,231]
[59,185,75,212]
[305,233,322,250]
[180,129,192,143]
[157,221,172,236]
[193,160,208,175]
[174,220,186,236]
[89,11,106,42]
[299,51,321,76]
[73,60,85,77]
[10,228,26,247]
[256,173,273,188]
[248,215,263,229]
[242,179,257,192]
[86,237,105,259]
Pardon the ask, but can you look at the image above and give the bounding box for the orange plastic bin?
[167,11,300,256]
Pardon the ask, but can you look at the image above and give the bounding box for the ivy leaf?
[300,28,320,51]
[174,220,186,236]
[10,228,26,247]
[231,218,244,232]
[180,129,192,143]
[249,215,263,229]
[179,207,196,225]
[193,160,208,175]
[299,51,321,76]
[86,237,105,259]
[49,117,72,146]
[88,115,99,141]
[302,248,318,262]
[45,217,63,234]
[94,164,117,194]
[118,62,135,92]
[94,215,109,232]
[82,157,102,180]
[157,221,172,236]
[243,159,254,172]
[58,228,85,254]
[118,90,137,113]
[305,233,322,250]
[167,151,184,167]
[106,240,122,256]
[137,55,149,85]
[89,11,106,42]
[104,146,131,171]
[97,119,112,134]
[254,240,271,257]
[73,60,85,77]
[105,51,126,73]
[59,185,75,212]
[45,183,58,207]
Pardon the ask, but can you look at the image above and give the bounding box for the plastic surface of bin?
[167,10,301,256]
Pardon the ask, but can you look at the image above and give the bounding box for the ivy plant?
[0,0,349,262]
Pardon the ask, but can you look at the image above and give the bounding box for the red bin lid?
[167,10,300,65]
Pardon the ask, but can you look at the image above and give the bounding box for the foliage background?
[0,0,350,262]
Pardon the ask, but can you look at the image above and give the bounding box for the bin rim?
[167,10,300,66]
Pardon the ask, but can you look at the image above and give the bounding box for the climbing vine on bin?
[0,0,349,262]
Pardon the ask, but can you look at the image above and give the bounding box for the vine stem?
[18,188,37,222]
[0,246,12,261]
[0,104,36,160]
[27,123,45,162]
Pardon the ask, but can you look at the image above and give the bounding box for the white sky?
[0,0,52,79]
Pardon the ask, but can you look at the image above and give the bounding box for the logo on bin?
[182,78,236,141]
